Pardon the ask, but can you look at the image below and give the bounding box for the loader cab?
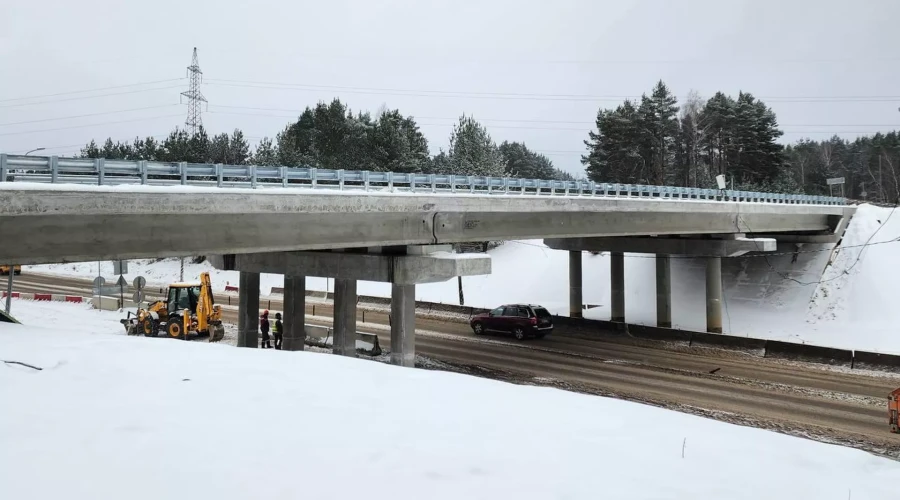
[167,283,201,315]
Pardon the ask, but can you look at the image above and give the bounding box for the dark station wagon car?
[470,304,553,340]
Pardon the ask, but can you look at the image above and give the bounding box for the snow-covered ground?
[2,305,899,499]
[25,203,900,354]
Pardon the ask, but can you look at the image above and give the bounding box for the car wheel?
[513,327,525,340]
[472,322,484,335]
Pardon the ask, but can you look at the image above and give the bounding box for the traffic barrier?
[629,324,692,343]
[224,285,239,292]
[764,340,853,366]
[2,292,85,303]
[270,287,284,295]
[690,332,767,352]
[851,351,900,372]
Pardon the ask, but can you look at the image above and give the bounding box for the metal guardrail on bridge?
[0,153,847,206]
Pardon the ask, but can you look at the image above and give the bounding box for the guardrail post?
[139,160,148,184]
[468,176,474,194]
[250,165,258,188]
[281,166,288,187]
[589,181,596,197]
[363,170,370,191]
[0,153,7,182]
[431,174,436,193]
[410,174,416,193]
[386,171,392,191]
[309,167,317,188]
[179,162,187,185]
[450,175,456,193]
[216,163,223,187]
[338,169,345,190]
[486,177,492,195]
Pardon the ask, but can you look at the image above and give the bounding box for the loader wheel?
[166,318,184,338]
[141,318,159,338]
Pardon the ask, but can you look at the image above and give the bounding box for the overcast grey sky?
[2,0,898,175]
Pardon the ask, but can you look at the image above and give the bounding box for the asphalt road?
[8,272,900,458]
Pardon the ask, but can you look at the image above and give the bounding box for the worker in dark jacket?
[260,310,271,349]
[272,312,283,350]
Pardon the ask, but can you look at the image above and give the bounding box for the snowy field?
[2,302,899,500]
[25,204,900,354]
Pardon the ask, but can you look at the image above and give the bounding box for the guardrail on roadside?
[0,153,847,206]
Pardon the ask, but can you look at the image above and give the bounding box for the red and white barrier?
[224,285,239,292]
[1,292,85,303]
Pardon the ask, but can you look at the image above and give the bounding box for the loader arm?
[199,271,225,342]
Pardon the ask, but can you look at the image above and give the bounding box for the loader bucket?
[209,323,225,343]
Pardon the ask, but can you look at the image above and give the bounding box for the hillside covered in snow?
[2,318,898,499]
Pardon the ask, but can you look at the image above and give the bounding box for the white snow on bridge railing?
[0,153,847,205]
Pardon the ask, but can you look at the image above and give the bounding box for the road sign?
[92,276,105,288]
[113,260,128,275]
[133,276,146,290]
[826,177,845,185]
[132,291,144,303]
[116,275,128,288]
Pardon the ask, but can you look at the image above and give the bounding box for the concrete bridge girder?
[0,187,851,265]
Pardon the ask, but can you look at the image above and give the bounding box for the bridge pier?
[706,257,723,333]
[656,255,672,328]
[610,251,625,322]
[231,246,490,365]
[237,271,260,348]
[282,275,306,351]
[568,251,583,319]
[333,279,358,357]
[391,284,416,367]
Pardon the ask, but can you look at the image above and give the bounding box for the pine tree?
[637,80,680,185]
[583,100,645,183]
[447,116,505,177]
[251,137,278,165]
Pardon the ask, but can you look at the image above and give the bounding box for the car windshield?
[534,308,551,318]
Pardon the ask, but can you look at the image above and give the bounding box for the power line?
[0,114,184,137]
[0,85,185,110]
[204,78,900,103]
[0,78,184,104]
[0,104,180,127]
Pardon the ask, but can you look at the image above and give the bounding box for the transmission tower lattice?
[180,47,207,135]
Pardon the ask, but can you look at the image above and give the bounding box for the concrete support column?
[237,271,260,348]
[390,283,416,367]
[333,278,357,357]
[655,255,672,328]
[610,251,625,322]
[568,251,583,319]
[282,275,306,351]
[706,256,723,334]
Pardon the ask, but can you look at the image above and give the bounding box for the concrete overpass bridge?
[0,154,855,366]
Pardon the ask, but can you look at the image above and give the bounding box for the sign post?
[826,177,845,198]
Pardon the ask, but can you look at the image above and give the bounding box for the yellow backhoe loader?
[121,272,225,342]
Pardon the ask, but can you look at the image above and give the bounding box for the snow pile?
[25,204,900,353]
[806,204,900,350]
[2,321,899,500]
[5,298,125,336]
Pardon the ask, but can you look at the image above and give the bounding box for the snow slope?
[25,204,900,353]
[2,315,899,499]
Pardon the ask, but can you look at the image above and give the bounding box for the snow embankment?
[1,321,898,500]
[25,204,900,353]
